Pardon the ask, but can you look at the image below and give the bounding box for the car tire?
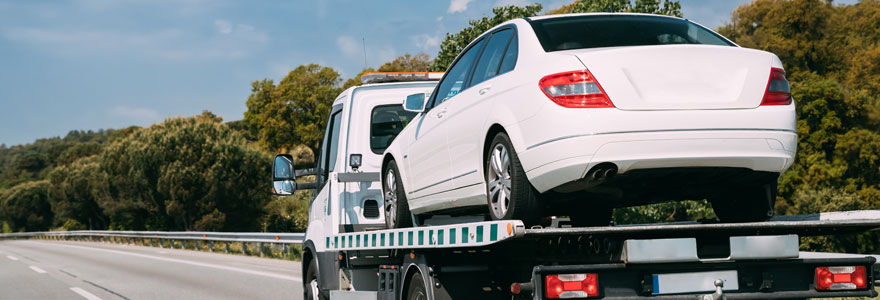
[406,272,428,300]
[384,160,413,229]
[485,132,540,226]
[304,259,325,300]
[710,182,777,222]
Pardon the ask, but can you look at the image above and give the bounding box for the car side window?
[498,34,518,74]
[471,29,514,86]
[431,38,487,107]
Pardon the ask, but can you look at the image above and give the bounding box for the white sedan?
[381,13,796,229]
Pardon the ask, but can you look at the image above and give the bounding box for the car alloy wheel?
[384,169,399,228]
[487,143,512,219]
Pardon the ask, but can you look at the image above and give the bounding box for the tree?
[244,64,341,157]
[0,180,52,232]
[430,4,543,72]
[98,111,272,231]
[550,0,681,16]
[47,156,108,229]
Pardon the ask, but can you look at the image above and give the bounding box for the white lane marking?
[158,251,168,254]
[70,287,103,300]
[29,266,47,273]
[46,242,301,282]
[6,255,19,261]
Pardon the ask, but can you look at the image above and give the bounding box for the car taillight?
[761,68,792,105]
[815,266,868,291]
[544,273,599,299]
[539,70,613,108]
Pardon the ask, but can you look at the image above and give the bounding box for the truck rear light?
[544,273,599,299]
[815,266,867,291]
[761,68,792,105]
[539,70,614,108]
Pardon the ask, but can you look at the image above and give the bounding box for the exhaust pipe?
[590,168,605,180]
[586,164,618,182]
[603,168,617,178]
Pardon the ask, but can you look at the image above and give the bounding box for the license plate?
[652,270,739,295]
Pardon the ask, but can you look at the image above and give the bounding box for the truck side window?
[370,105,418,154]
[324,111,342,176]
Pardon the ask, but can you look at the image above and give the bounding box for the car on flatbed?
[269,73,879,300]
[380,13,796,228]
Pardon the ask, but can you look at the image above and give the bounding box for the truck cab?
[271,73,440,299]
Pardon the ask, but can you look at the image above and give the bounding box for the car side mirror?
[272,154,296,196]
[403,93,426,113]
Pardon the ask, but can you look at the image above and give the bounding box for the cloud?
[214,19,233,34]
[336,35,361,59]
[107,106,161,125]
[3,21,269,60]
[448,0,472,13]
[410,34,441,51]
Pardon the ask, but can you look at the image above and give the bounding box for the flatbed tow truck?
[270,73,880,300]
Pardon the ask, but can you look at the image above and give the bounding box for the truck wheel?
[485,132,539,226]
[384,160,413,229]
[406,272,428,300]
[304,259,325,300]
[710,183,776,222]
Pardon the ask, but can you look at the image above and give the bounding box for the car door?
[405,38,487,202]
[445,28,518,198]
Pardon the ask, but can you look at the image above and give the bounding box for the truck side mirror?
[403,93,426,113]
[272,154,296,196]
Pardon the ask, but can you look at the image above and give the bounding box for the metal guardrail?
[0,230,305,256]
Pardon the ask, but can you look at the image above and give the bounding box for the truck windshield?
[528,15,734,52]
[371,105,417,154]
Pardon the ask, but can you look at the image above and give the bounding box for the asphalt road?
[0,240,302,300]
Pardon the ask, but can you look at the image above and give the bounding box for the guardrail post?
[259,242,264,257]
[159,239,164,248]
[225,242,230,253]
[282,244,288,258]
[195,240,200,250]
[209,241,214,252]
[242,242,248,255]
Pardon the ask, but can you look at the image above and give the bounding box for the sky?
[0,0,859,146]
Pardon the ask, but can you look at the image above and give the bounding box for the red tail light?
[539,70,613,108]
[815,266,867,291]
[761,68,792,105]
[544,273,599,299]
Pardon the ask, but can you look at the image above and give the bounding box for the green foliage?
[0,180,52,232]
[429,4,543,72]
[263,190,311,232]
[98,111,272,231]
[614,200,715,225]
[1,221,10,233]
[563,0,681,16]
[61,218,86,231]
[546,0,681,16]
[244,64,341,157]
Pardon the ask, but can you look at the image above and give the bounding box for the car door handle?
[479,86,492,95]
[436,108,447,118]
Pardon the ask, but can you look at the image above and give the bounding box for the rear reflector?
[544,273,599,298]
[815,266,867,291]
[761,68,792,105]
[539,70,613,108]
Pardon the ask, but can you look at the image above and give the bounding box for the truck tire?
[384,160,413,229]
[485,132,540,226]
[304,259,325,300]
[710,182,776,222]
[406,272,428,300]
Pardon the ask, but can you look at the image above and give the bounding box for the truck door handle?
[479,86,492,95]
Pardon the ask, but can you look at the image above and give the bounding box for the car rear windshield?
[529,15,734,52]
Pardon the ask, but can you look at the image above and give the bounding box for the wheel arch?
[301,240,316,280]
[483,124,508,168]
[401,262,428,300]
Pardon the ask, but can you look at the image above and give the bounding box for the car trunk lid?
[568,45,774,110]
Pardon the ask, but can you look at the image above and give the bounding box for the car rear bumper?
[520,129,796,193]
